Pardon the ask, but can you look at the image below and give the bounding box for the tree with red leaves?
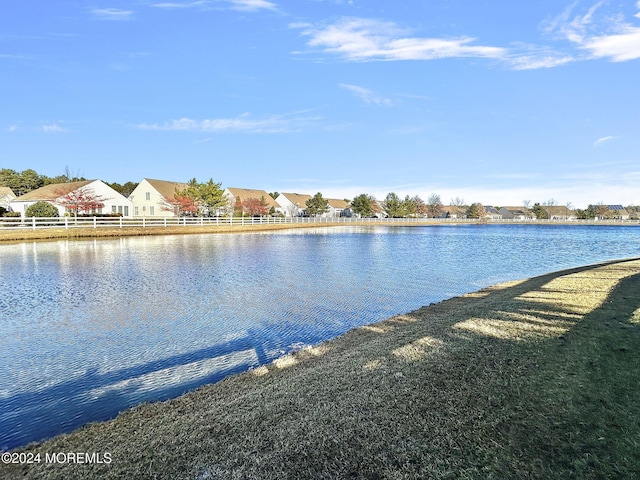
[242,196,269,217]
[161,193,199,216]
[55,187,107,216]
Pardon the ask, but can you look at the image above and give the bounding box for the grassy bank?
[2,259,640,479]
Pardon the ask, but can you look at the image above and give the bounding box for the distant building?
[327,198,349,217]
[275,192,312,217]
[498,206,534,220]
[224,188,280,215]
[10,180,132,218]
[129,178,189,217]
[542,205,576,221]
[0,187,17,211]
[483,206,502,220]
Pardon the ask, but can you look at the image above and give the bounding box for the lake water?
[1,224,639,450]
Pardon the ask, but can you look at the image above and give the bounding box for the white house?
[129,178,189,217]
[0,187,16,211]
[224,188,280,216]
[498,206,534,221]
[10,180,133,218]
[275,192,312,217]
[327,198,349,217]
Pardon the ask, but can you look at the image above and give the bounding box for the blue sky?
[1,0,639,208]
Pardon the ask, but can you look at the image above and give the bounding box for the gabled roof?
[226,188,280,208]
[0,187,16,199]
[542,206,574,217]
[13,180,94,201]
[143,178,189,199]
[484,206,501,214]
[279,193,312,207]
[327,198,349,209]
[500,206,530,216]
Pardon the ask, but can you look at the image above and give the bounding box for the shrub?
[25,201,59,218]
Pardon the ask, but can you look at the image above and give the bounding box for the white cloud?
[152,1,208,8]
[546,2,640,62]
[90,8,135,20]
[41,123,70,133]
[593,135,618,147]
[151,0,276,11]
[225,0,276,11]
[137,112,319,133]
[292,18,507,62]
[339,83,393,106]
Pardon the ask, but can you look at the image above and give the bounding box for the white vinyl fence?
[1,215,639,230]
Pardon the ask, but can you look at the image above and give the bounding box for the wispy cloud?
[90,8,135,21]
[137,111,319,133]
[339,83,392,106]
[593,135,618,147]
[292,18,506,62]
[152,1,208,8]
[227,0,276,11]
[151,0,276,11]
[40,123,70,133]
[545,2,640,62]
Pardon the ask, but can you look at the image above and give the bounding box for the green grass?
[2,259,639,479]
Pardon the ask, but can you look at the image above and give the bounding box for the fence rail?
[1,215,639,230]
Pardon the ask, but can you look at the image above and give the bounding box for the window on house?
[112,206,117,213]
[134,206,139,215]
[143,206,146,212]
[118,206,123,214]
[150,206,155,215]
[124,206,129,216]
[145,192,150,200]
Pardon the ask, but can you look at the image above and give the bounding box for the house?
[10,180,133,218]
[224,188,280,216]
[542,205,576,221]
[129,178,189,217]
[327,198,350,217]
[498,206,534,220]
[603,205,630,220]
[275,193,312,217]
[0,187,16,211]
[483,206,503,220]
[439,206,466,219]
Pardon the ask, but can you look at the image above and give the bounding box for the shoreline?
[0,219,638,244]
[2,258,640,479]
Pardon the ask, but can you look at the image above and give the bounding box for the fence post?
[32,217,36,230]
[93,217,97,229]
[65,217,69,229]
[119,217,123,228]
[143,217,146,228]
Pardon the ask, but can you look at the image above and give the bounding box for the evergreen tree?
[350,194,375,217]
[305,192,330,216]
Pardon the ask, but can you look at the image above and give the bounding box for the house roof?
[542,206,573,217]
[484,206,501,214]
[226,188,280,208]
[279,193,312,208]
[327,198,349,209]
[501,206,530,216]
[13,180,94,201]
[0,187,16,199]
[144,179,189,199]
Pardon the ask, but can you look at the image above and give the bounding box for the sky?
[1,0,639,208]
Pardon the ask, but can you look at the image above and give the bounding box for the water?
[1,224,639,450]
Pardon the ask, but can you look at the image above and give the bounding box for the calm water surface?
[1,224,639,449]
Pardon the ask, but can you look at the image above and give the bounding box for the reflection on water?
[0,225,639,449]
